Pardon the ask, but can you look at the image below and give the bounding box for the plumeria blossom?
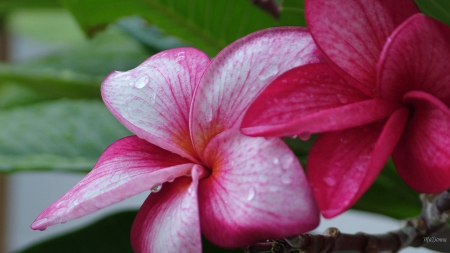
[242,0,450,218]
[31,28,322,252]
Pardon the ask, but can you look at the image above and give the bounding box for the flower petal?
[131,165,203,253]
[394,91,450,193]
[190,27,322,156]
[242,63,400,137]
[31,136,195,230]
[199,129,319,248]
[378,14,450,105]
[102,48,210,161]
[308,108,409,218]
[305,0,419,93]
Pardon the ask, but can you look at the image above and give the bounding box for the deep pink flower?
[31,28,322,252]
[242,0,450,218]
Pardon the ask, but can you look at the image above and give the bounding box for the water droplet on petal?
[323,177,337,187]
[281,174,292,185]
[258,173,269,183]
[73,199,79,206]
[150,92,157,104]
[272,157,279,165]
[259,65,279,81]
[167,175,175,183]
[110,172,120,183]
[337,94,348,104]
[280,154,294,170]
[206,108,213,123]
[246,188,256,201]
[134,75,149,89]
[299,131,311,141]
[291,135,298,139]
[176,51,186,61]
[151,185,162,192]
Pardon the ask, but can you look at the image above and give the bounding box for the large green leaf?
[0,0,61,11]
[61,0,286,56]
[415,0,450,25]
[353,160,421,219]
[0,99,130,173]
[0,25,150,99]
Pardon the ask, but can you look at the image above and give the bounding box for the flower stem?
[246,190,450,253]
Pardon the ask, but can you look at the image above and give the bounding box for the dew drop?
[281,174,292,185]
[206,108,213,123]
[299,131,311,141]
[272,157,280,165]
[268,185,278,192]
[151,185,162,192]
[280,154,294,170]
[133,75,149,89]
[176,51,186,61]
[323,177,337,187]
[259,65,279,81]
[258,173,269,183]
[336,94,348,104]
[281,79,288,84]
[73,199,80,206]
[291,135,298,139]
[39,228,46,231]
[110,172,120,183]
[167,175,175,183]
[246,188,256,201]
[150,92,157,104]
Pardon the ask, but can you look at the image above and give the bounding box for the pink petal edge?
[31,136,195,230]
[199,129,319,247]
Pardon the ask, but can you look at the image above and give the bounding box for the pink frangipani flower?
[31,28,322,252]
[242,0,450,218]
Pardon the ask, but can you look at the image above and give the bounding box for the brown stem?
[246,190,450,253]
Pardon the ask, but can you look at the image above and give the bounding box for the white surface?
[6,172,147,252]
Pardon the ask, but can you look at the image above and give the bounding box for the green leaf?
[353,159,421,219]
[415,0,450,25]
[0,0,61,11]
[116,16,187,53]
[16,210,137,253]
[0,25,150,100]
[279,0,306,26]
[0,99,130,173]
[61,0,282,56]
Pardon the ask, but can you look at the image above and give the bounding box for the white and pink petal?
[190,27,322,156]
[198,129,319,248]
[131,166,204,253]
[102,48,210,161]
[31,136,195,230]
